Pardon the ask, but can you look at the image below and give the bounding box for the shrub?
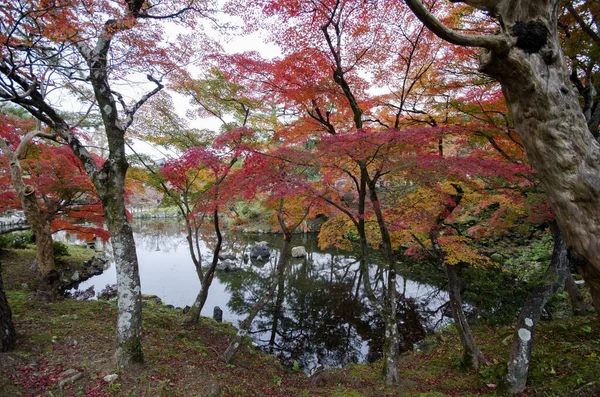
[10,231,34,248]
[53,241,70,259]
[0,235,9,250]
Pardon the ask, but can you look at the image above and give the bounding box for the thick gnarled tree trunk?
[481,31,600,315]
[0,136,56,301]
[404,0,600,318]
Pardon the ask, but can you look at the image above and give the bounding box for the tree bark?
[445,263,486,369]
[564,272,588,316]
[0,261,16,352]
[427,184,485,369]
[367,179,400,385]
[404,0,600,316]
[221,235,291,363]
[100,162,144,368]
[505,223,569,394]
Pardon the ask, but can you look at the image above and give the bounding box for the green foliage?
[6,231,34,249]
[52,241,70,259]
[503,233,553,283]
[0,235,9,250]
[234,201,264,221]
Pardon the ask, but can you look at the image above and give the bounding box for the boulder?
[250,241,271,260]
[213,306,223,322]
[98,284,118,300]
[291,246,307,258]
[218,251,237,261]
[217,260,238,272]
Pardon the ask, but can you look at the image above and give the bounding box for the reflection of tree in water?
[128,222,430,368]
[132,219,188,252]
[220,238,428,369]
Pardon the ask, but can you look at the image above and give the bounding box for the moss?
[118,335,145,367]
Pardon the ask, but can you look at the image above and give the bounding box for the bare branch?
[403,0,510,53]
[566,2,600,46]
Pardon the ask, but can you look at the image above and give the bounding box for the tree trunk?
[474,2,600,315]
[367,179,400,385]
[404,0,600,318]
[505,223,569,394]
[0,141,56,301]
[221,236,291,363]
[564,272,588,316]
[184,210,222,324]
[0,261,16,352]
[101,175,144,368]
[445,264,486,369]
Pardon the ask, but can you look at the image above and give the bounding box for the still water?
[73,219,447,368]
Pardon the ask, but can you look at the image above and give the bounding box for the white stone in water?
[525,318,533,327]
[518,328,531,342]
[291,246,307,258]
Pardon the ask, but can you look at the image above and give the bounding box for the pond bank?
[1,243,599,395]
[1,289,598,396]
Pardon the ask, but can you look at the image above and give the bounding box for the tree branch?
[403,0,510,53]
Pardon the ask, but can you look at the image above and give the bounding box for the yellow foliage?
[318,216,354,251]
[439,235,491,267]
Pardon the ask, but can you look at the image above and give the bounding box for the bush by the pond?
[52,241,70,259]
[3,231,34,249]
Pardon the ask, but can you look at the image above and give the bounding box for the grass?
[1,247,599,396]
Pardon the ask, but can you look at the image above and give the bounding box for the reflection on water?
[74,219,447,368]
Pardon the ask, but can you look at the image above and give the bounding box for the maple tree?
[0,112,105,300]
[160,127,254,324]
[0,114,57,300]
[0,0,214,368]
[218,0,461,383]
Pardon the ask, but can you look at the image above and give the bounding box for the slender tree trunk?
[0,140,56,301]
[506,223,569,394]
[101,173,144,368]
[0,261,16,352]
[367,179,399,385]
[185,219,202,271]
[222,236,291,363]
[427,184,485,369]
[445,264,486,369]
[184,210,222,324]
[564,272,588,316]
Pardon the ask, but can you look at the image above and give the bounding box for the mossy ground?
[1,247,599,396]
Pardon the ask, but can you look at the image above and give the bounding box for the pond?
[72,219,448,370]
